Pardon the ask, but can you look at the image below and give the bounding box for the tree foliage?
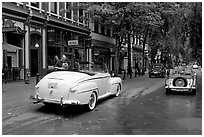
[62,2,202,64]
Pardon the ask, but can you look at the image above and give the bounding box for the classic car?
[31,61,122,111]
[165,66,197,95]
[149,63,166,78]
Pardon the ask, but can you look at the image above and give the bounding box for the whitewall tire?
[87,92,97,111]
[115,84,120,97]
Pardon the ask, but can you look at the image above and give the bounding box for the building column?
[42,27,47,76]
[24,24,30,78]
[87,47,92,62]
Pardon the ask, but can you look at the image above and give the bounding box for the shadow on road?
[34,95,116,118]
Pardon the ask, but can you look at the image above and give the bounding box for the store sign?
[68,40,78,46]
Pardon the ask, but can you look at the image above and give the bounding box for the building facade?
[2,2,145,81]
[2,2,91,80]
[89,22,116,72]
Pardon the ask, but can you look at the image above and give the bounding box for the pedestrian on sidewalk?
[55,54,68,70]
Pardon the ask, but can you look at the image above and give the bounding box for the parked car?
[149,63,166,78]
[165,66,197,95]
[31,61,122,111]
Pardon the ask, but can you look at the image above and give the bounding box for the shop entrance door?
[30,49,38,77]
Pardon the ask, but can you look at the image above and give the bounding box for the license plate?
[48,83,57,89]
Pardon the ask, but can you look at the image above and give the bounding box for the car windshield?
[151,64,163,70]
[78,62,108,75]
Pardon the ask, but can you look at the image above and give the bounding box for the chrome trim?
[33,96,80,105]
[78,88,98,94]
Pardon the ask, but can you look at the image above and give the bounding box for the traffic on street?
[2,68,202,135]
[2,2,202,135]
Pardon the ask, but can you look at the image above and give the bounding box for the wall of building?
[2,2,90,80]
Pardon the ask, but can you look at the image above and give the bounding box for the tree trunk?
[142,35,147,75]
[127,33,132,79]
[114,36,119,76]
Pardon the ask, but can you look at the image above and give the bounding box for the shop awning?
[2,43,22,52]
[2,26,26,35]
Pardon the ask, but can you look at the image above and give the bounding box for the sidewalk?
[2,77,37,109]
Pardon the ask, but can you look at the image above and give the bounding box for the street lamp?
[35,43,39,48]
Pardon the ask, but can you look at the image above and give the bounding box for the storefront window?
[47,46,60,66]
[92,46,110,67]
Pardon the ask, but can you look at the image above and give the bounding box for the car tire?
[166,89,171,95]
[87,92,97,111]
[191,89,196,95]
[115,84,121,97]
[173,77,187,87]
[149,75,151,78]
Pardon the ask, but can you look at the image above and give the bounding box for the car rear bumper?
[30,94,80,106]
[165,86,196,92]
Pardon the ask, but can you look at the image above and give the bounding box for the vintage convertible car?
[165,66,197,95]
[31,62,122,110]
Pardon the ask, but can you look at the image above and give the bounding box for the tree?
[188,2,202,64]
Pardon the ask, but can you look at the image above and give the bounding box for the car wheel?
[166,89,171,95]
[191,89,196,95]
[149,75,151,78]
[115,84,121,97]
[87,92,97,111]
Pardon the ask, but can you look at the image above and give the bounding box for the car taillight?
[70,87,77,92]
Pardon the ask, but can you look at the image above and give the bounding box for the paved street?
[2,69,202,135]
